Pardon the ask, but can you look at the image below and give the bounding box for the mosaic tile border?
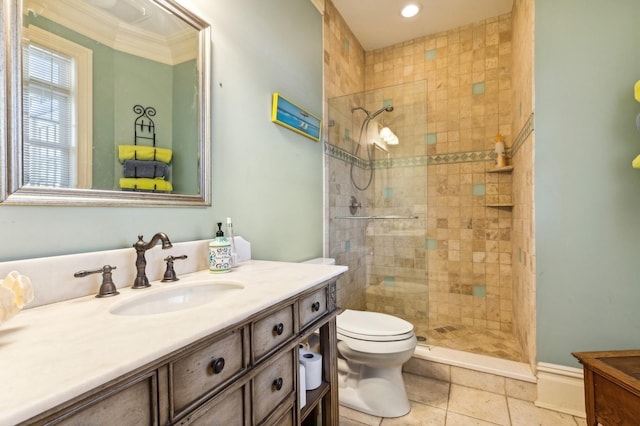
[324,142,371,169]
[325,142,510,170]
[511,112,534,157]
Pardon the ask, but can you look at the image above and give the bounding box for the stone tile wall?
[510,0,536,368]
[322,0,368,310]
[323,1,534,364]
[361,15,515,334]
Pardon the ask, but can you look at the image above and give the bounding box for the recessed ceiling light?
[401,4,421,18]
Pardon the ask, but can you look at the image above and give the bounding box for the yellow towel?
[635,80,640,103]
[119,178,173,192]
[118,145,172,164]
[633,154,640,169]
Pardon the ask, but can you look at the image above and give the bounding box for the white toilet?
[336,309,417,418]
[302,258,417,418]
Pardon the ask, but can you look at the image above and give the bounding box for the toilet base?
[337,359,411,418]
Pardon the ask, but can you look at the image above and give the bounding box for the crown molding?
[23,0,197,65]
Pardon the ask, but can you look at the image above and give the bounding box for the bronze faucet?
[133,232,173,289]
[74,265,119,298]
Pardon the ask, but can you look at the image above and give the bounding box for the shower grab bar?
[334,215,419,220]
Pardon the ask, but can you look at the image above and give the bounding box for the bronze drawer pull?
[210,357,225,374]
[311,301,320,312]
[273,323,285,336]
[272,377,283,391]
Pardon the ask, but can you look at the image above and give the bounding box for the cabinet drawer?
[178,386,247,426]
[253,350,295,423]
[299,287,327,330]
[171,328,246,415]
[263,403,295,426]
[253,305,294,360]
[41,372,157,426]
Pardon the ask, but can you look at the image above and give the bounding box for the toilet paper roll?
[299,364,306,408]
[299,350,322,390]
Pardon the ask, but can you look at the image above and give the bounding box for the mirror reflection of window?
[2,0,211,206]
[21,26,93,189]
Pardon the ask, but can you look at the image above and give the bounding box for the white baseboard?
[535,362,586,417]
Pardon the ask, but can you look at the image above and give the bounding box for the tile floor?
[339,373,587,426]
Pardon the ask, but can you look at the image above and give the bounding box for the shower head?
[369,105,394,120]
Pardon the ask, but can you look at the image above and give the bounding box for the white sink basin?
[110,281,245,316]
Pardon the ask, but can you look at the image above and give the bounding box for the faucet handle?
[162,255,188,282]
[74,265,120,298]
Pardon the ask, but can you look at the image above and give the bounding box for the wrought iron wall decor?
[118,105,173,192]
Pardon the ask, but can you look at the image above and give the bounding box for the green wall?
[112,52,175,190]
[0,0,323,263]
[535,0,640,366]
[172,60,199,194]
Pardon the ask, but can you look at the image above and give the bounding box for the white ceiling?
[331,0,513,51]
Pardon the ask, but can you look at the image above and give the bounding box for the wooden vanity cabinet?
[25,370,160,426]
[22,279,339,426]
[169,327,250,419]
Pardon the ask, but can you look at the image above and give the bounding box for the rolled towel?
[0,284,19,323]
[119,177,173,192]
[118,145,172,164]
[0,271,34,324]
[1,271,34,309]
[123,160,170,179]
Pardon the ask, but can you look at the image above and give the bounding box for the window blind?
[22,43,77,188]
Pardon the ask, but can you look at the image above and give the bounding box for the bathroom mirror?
[0,0,211,206]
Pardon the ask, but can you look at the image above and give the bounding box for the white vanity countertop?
[0,260,347,425]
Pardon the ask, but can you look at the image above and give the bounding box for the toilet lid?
[337,309,414,340]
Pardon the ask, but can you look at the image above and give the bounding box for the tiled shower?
[327,81,429,338]
[323,0,534,365]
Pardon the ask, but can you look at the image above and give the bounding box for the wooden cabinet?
[253,304,295,361]
[22,279,338,426]
[171,327,248,417]
[33,371,159,426]
[253,349,296,423]
[573,350,640,426]
[299,287,328,329]
[177,386,248,426]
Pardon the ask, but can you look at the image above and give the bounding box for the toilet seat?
[338,328,415,342]
[337,309,415,342]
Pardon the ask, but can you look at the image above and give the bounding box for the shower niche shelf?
[486,164,513,207]
[487,165,513,173]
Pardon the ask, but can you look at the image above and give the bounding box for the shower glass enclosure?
[326,81,430,342]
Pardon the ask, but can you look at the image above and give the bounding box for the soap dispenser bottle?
[209,222,231,273]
